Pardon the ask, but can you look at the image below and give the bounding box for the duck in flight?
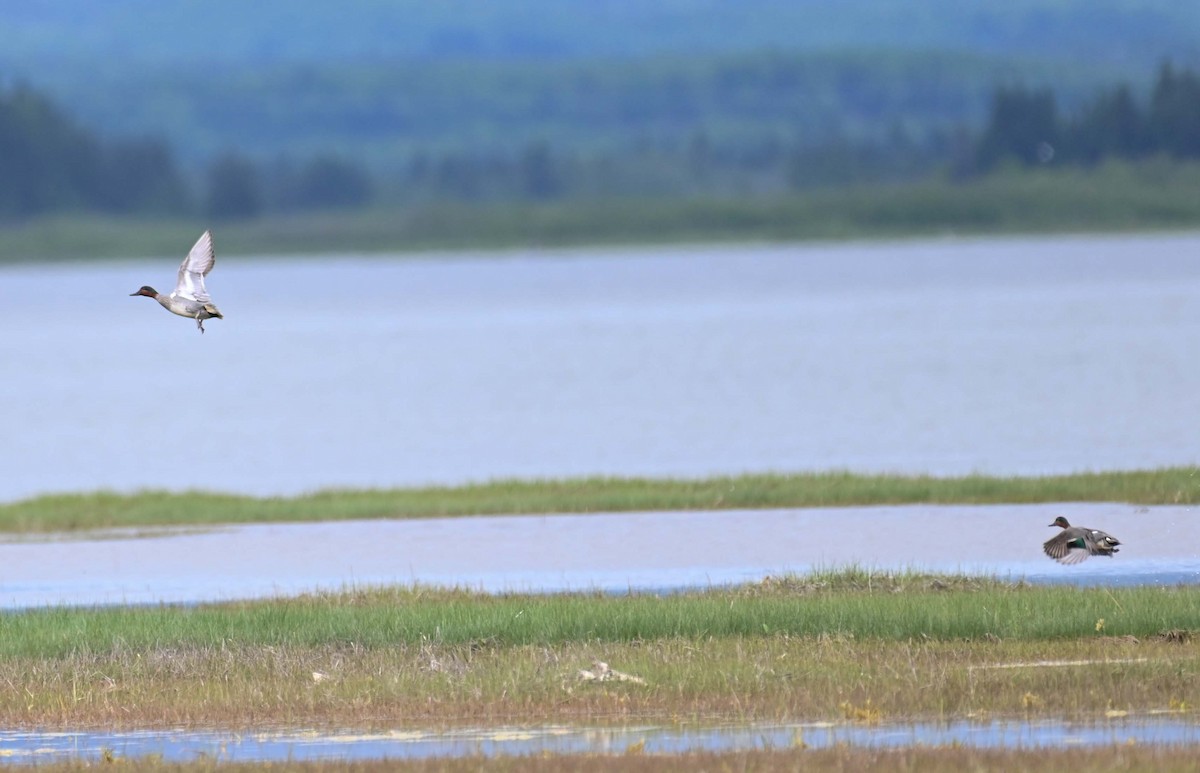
[130,230,223,333]
[1043,516,1120,565]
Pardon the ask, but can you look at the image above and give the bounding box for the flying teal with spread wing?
[130,230,223,333]
[1043,516,1120,565]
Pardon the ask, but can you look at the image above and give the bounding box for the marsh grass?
[0,634,1195,729]
[3,579,1199,658]
[4,467,1199,533]
[0,578,1197,727]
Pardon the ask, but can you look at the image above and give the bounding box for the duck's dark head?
[130,286,157,298]
[1048,516,1071,529]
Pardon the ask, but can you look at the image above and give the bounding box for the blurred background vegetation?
[0,0,1198,255]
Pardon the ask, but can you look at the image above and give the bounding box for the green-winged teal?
[131,230,223,333]
[1043,516,1120,565]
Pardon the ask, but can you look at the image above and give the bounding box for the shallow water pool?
[0,718,1196,764]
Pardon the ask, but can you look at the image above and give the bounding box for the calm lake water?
[0,503,1195,609]
[3,232,1200,502]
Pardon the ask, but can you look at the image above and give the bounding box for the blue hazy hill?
[1,1,1196,166]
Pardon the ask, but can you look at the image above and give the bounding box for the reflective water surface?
[0,719,1196,763]
[5,235,1200,764]
[4,233,1200,503]
[0,503,1195,608]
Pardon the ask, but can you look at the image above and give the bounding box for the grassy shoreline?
[3,163,1200,264]
[4,467,1198,533]
[0,575,1196,730]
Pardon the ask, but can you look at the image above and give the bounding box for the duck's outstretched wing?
[174,230,216,303]
[1043,532,1090,564]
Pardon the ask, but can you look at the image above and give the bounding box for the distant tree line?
[391,60,1200,201]
[969,62,1200,173]
[2,63,1200,221]
[0,84,374,221]
[0,85,188,217]
[204,151,374,220]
